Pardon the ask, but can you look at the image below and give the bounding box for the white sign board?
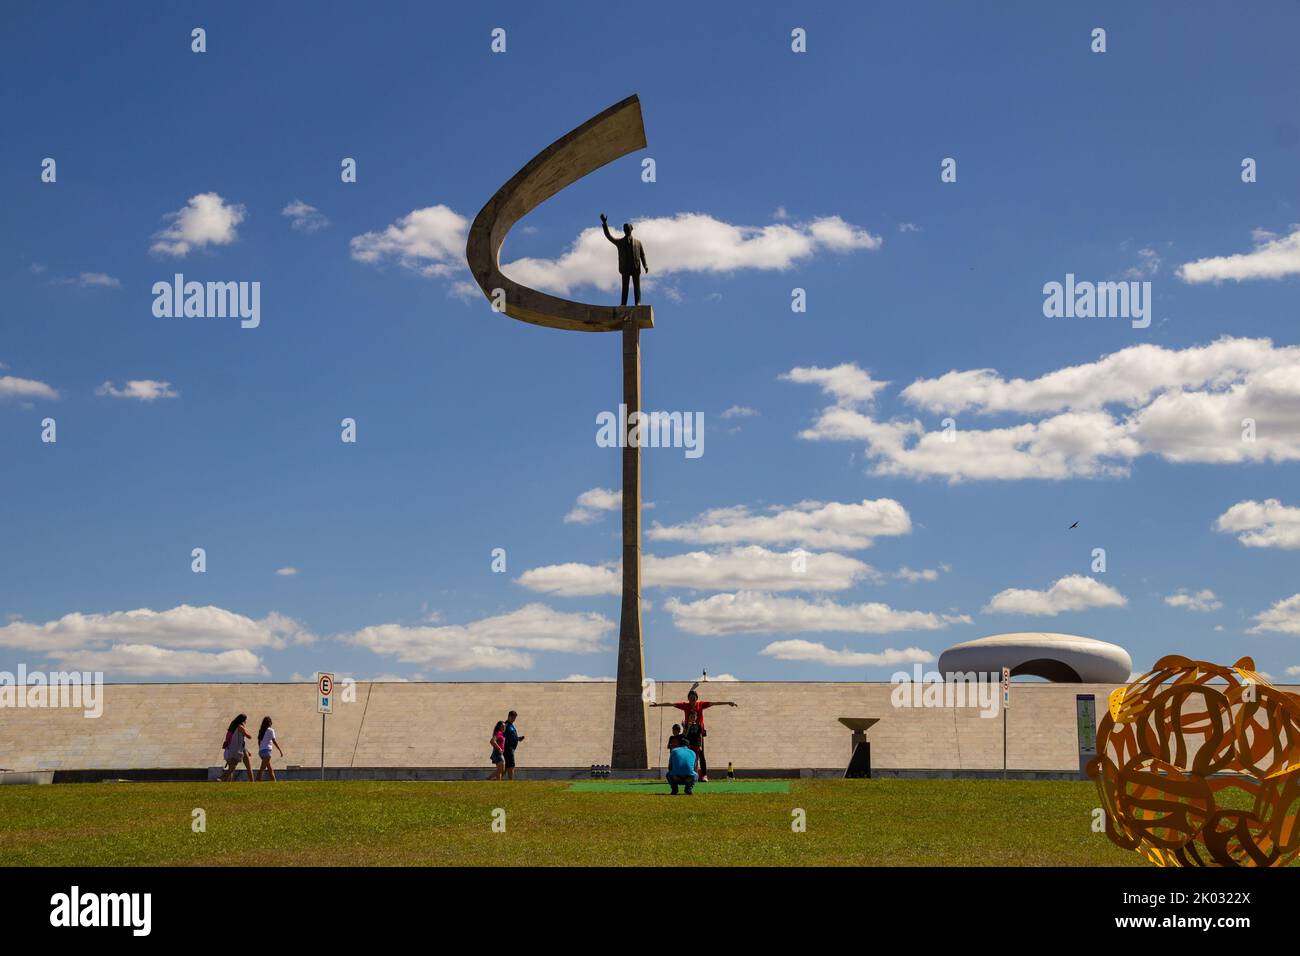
[1001,666,1010,708]
[317,672,334,715]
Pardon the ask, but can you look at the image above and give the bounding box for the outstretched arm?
[600,214,618,245]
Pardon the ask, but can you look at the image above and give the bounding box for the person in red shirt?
[651,689,737,781]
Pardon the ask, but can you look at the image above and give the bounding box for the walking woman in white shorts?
[255,716,285,781]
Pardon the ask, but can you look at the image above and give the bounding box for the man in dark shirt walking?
[503,710,525,780]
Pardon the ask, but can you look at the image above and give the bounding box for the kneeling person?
[666,739,699,796]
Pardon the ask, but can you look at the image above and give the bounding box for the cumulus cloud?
[1249,594,1300,635]
[896,565,948,583]
[560,674,614,682]
[151,193,246,256]
[96,380,178,401]
[787,337,1300,482]
[760,640,934,667]
[46,645,267,678]
[342,603,612,671]
[281,199,329,233]
[503,213,881,295]
[984,575,1127,616]
[0,605,313,678]
[1215,499,1300,550]
[781,363,888,406]
[517,546,875,597]
[1164,589,1223,612]
[1178,226,1300,283]
[275,567,299,577]
[664,591,969,636]
[0,374,58,401]
[564,487,622,524]
[0,605,313,653]
[648,498,910,551]
[348,204,471,278]
[350,207,880,294]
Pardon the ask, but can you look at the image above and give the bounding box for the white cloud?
[560,674,614,682]
[760,640,934,667]
[505,212,881,295]
[787,337,1300,481]
[664,591,969,636]
[781,363,888,406]
[275,567,299,577]
[47,645,267,678]
[96,380,178,401]
[342,603,612,671]
[349,204,469,278]
[898,222,922,233]
[54,272,121,288]
[1122,247,1161,279]
[896,565,947,583]
[1178,226,1300,283]
[1248,594,1300,635]
[351,207,879,294]
[984,574,1127,616]
[0,375,58,401]
[1215,499,1300,550]
[641,546,876,592]
[564,487,622,524]
[517,546,875,597]
[648,498,910,551]
[1164,589,1222,612]
[704,673,740,681]
[151,193,246,256]
[281,199,329,233]
[0,605,313,677]
[0,605,314,653]
[720,405,759,419]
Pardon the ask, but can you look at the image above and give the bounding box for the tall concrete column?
[612,314,648,769]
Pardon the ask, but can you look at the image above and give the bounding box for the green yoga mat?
[569,779,790,794]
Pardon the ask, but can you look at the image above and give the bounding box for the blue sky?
[3,1,1300,684]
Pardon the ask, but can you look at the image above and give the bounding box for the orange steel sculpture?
[1088,655,1300,867]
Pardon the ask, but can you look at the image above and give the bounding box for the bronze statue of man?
[601,213,649,306]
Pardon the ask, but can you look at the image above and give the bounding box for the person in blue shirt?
[666,740,699,796]
[503,710,525,780]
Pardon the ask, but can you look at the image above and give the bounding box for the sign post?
[317,672,334,781]
[1001,666,1010,780]
[1075,694,1097,779]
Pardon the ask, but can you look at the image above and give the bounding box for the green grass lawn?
[0,779,1143,867]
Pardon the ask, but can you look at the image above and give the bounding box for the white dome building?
[937,632,1131,683]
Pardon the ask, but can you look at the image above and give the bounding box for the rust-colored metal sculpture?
[1088,654,1300,867]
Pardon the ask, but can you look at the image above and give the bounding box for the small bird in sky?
[1069,521,1079,529]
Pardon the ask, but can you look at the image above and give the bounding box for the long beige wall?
[0,680,1176,773]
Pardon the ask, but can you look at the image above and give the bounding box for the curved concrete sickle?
[465,94,654,332]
